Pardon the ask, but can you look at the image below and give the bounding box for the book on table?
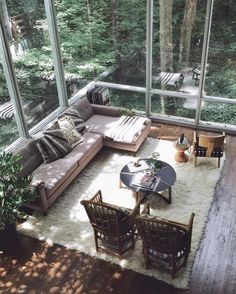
[127,160,149,173]
[131,171,160,190]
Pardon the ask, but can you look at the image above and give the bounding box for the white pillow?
[58,116,85,147]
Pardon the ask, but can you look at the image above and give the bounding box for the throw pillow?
[32,129,72,163]
[58,116,85,147]
[72,97,93,122]
[60,106,87,134]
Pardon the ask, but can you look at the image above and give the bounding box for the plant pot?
[0,222,19,252]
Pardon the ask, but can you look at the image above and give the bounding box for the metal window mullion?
[203,95,236,104]
[0,17,28,138]
[44,0,68,107]
[145,0,153,117]
[195,0,214,125]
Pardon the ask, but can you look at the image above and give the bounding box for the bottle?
[180,133,185,144]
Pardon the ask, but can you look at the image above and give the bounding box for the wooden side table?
[174,140,190,163]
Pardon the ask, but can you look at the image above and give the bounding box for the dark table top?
[120,159,176,193]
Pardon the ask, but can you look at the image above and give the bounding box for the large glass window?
[2,0,59,129]
[1,0,236,154]
[109,89,145,113]
[152,0,206,96]
[151,94,196,122]
[0,58,19,151]
[205,1,236,100]
[200,101,236,127]
[55,0,146,97]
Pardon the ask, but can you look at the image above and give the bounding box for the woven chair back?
[82,201,130,235]
[136,217,188,254]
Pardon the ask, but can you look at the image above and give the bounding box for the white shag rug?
[18,138,224,289]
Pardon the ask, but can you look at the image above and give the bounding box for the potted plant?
[146,152,163,172]
[0,152,36,247]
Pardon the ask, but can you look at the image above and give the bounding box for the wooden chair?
[80,190,140,256]
[135,204,195,278]
[192,130,225,167]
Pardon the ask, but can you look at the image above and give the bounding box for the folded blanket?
[104,116,150,144]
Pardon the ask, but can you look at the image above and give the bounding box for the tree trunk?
[159,0,173,114]
[111,0,118,51]
[1,0,13,40]
[179,0,198,66]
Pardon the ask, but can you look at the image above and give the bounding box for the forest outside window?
[2,0,60,130]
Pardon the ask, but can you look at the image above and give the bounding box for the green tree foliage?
[201,103,236,125]
[205,65,236,98]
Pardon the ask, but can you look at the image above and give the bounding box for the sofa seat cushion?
[86,114,121,137]
[32,133,102,198]
[64,132,103,166]
[33,156,78,198]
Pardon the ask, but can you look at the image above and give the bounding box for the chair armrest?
[223,132,226,145]
[31,179,45,190]
[168,213,195,232]
[187,213,195,232]
[90,190,103,203]
[193,130,197,145]
[140,202,150,215]
[130,201,141,219]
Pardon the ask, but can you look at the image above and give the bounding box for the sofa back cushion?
[72,97,93,121]
[91,104,121,117]
[60,106,87,133]
[16,139,43,177]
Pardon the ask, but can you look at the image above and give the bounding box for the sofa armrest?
[91,104,121,117]
[31,179,45,189]
[30,180,48,213]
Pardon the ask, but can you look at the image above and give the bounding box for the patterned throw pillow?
[32,128,72,163]
[60,106,87,134]
[58,116,85,147]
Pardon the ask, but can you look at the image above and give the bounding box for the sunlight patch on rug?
[18,138,224,289]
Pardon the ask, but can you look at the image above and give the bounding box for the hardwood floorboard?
[1,124,236,294]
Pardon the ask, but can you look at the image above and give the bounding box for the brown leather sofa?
[16,98,151,214]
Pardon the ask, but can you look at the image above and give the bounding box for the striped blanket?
[104,115,150,144]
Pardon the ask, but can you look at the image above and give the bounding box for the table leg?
[135,191,140,204]
[168,187,172,204]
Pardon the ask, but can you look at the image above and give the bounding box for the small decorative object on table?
[146,152,163,172]
[133,159,141,167]
[178,133,186,145]
[174,134,190,162]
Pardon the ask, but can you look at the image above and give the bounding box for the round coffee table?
[120,159,176,204]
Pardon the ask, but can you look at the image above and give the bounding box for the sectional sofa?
[16,97,151,214]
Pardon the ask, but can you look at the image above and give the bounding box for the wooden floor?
[1,124,236,294]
